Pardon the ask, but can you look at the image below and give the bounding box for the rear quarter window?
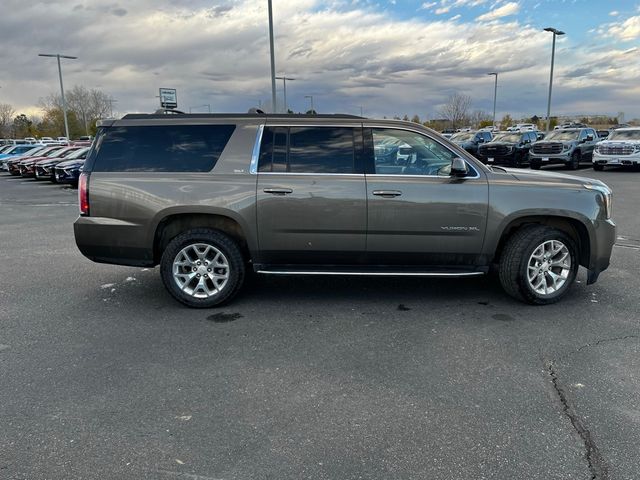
[89,124,235,172]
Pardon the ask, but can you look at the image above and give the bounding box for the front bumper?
[529,152,571,166]
[587,218,616,284]
[476,152,518,166]
[593,153,640,166]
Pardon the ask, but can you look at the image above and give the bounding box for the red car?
[19,147,81,178]
[7,146,64,175]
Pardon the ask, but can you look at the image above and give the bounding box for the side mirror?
[586,135,594,142]
[450,157,469,177]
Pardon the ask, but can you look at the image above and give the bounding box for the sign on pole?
[159,88,177,109]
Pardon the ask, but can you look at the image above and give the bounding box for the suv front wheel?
[498,225,578,305]
[160,229,246,308]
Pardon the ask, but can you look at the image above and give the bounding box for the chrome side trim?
[255,172,365,177]
[249,124,265,174]
[257,270,485,277]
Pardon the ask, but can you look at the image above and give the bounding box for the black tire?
[498,225,579,305]
[593,164,604,171]
[160,228,245,308]
[569,151,580,170]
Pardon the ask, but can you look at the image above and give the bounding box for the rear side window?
[90,125,235,172]
[258,126,355,174]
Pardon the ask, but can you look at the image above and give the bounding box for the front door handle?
[263,188,293,195]
[372,190,402,198]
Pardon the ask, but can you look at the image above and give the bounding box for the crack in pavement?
[575,335,639,353]
[547,361,608,480]
[544,335,639,480]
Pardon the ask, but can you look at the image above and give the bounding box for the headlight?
[562,144,572,152]
[634,145,640,153]
[584,184,612,219]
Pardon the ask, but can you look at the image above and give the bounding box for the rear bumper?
[74,216,155,267]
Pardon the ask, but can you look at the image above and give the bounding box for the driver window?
[372,128,456,176]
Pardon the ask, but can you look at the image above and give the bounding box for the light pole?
[304,95,314,114]
[189,104,211,113]
[108,98,117,118]
[39,53,77,140]
[487,72,498,129]
[275,75,295,113]
[544,27,565,132]
[268,0,277,113]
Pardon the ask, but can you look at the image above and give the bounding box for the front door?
[255,124,367,265]
[364,127,489,267]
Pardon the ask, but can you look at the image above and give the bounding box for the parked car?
[476,131,537,167]
[74,113,614,307]
[37,147,89,182]
[0,145,46,171]
[529,128,599,170]
[7,146,64,175]
[592,127,640,170]
[441,129,456,139]
[449,130,492,157]
[507,123,536,132]
[0,144,44,171]
[24,147,81,178]
[54,148,90,186]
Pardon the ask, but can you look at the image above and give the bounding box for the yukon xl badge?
[441,226,480,232]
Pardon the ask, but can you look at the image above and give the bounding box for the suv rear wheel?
[160,229,245,308]
[498,225,578,305]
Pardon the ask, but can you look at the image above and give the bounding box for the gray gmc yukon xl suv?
[74,113,615,307]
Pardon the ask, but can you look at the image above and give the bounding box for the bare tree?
[470,110,491,129]
[0,103,15,137]
[39,85,112,137]
[438,93,472,129]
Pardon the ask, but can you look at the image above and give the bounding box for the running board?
[256,268,485,277]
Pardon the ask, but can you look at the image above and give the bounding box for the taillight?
[79,172,90,216]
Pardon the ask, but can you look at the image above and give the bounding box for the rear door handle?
[372,190,402,198]
[263,188,293,195]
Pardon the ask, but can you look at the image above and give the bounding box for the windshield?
[23,147,45,156]
[608,130,640,141]
[545,130,579,141]
[65,148,90,160]
[450,132,475,142]
[43,148,64,157]
[491,133,521,143]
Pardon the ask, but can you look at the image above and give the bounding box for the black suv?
[449,130,493,157]
[476,131,537,167]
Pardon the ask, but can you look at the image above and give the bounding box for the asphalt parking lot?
[0,168,638,480]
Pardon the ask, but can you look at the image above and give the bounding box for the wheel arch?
[493,214,592,268]
[152,210,255,264]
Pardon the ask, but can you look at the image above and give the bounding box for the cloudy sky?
[1,0,639,121]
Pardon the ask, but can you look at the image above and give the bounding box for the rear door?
[364,126,489,267]
[255,124,367,265]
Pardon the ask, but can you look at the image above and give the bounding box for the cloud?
[435,6,451,14]
[419,2,437,9]
[609,10,619,16]
[0,0,637,121]
[604,15,640,41]
[476,2,520,22]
